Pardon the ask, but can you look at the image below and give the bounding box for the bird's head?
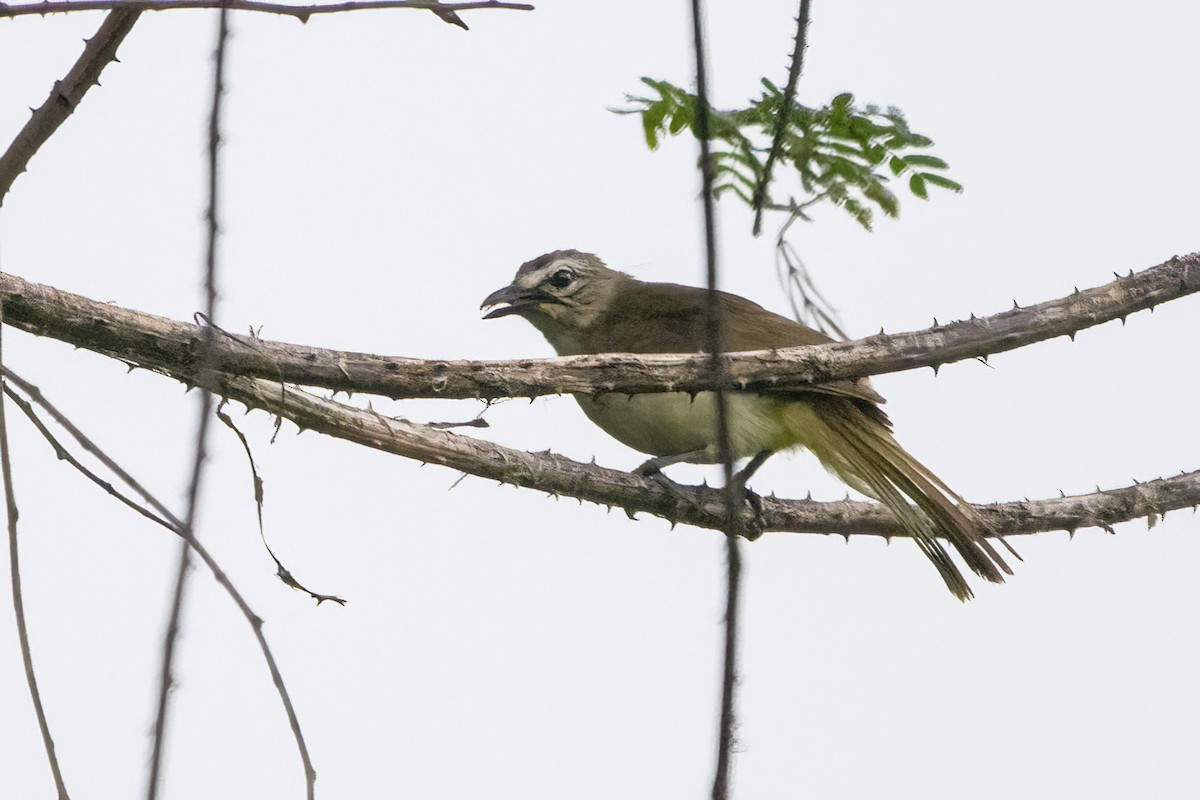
[481,251,628,343]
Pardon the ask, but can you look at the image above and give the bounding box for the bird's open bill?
[481,285,562,319]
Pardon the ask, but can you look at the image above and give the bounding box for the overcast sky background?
[1,2,1198,798]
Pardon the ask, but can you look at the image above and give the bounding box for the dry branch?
[0,270,1194,535]
[132,362,1199,540]
[1,251,1197,400]
[0,0,533,22]
[0,9,141,204]
[1,255,1196,537]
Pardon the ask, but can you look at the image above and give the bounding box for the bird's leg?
[728,450,774,533]
[634,451,704,504]
[633,450,709,476]
[631,450,712,521]
[732,450,773,491]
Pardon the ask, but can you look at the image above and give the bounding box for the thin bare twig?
[0,0,534,22]
[1,366,318,800]
[751,0,812,237]
[4,252,1195,401]
[147,5,232,798]
[775,198,850,339]
[1,385,176,531]
[0,309,70,799]
[216,402,346,605]
[687,2,740,796]
[0,9,141,205]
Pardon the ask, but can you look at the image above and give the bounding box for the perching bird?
[481,250,1011,599]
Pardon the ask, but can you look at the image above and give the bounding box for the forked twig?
[2,386,175,531]
[2,366,317,800]
[0,311,71,799]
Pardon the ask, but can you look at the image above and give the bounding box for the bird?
[481,249,1011,600]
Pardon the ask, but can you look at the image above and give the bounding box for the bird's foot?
[632,460,765,540]
[720,483,764,541]
[631,460,708,524]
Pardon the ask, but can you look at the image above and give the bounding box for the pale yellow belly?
[573,391,798,463]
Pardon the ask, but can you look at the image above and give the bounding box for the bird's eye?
[547,268,574,289]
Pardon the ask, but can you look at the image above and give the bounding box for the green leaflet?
[620,78,962,231]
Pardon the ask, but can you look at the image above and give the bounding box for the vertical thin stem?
[752,0,813,236]
[145,5,230,798]
[688,2,742,798]
[0,306,71,799]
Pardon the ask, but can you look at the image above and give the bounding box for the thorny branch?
[114,361,1200,541]
[751,0,811,237]
[1,250,1196,537]
[0,9,141,204]
[0,251,1196,401]
[0,0,534,22]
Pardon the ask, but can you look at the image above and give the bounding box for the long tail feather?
[787,396,1010,600]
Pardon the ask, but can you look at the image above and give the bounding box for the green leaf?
[919,173,963,193]
[909,173,928,199]
[902,154,949,169]
[642,102,666,149]
[668,106,691,134]
[889,155,907,176]
[864,180,899,217]
[842,197,874,230]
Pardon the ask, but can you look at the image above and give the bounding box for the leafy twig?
[625,79,961,231]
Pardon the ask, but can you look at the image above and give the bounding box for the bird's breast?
[573,391,795,463]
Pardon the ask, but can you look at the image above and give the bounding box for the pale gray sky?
[1,2,1198,798]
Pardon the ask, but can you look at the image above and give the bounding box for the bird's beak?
[480,285,559,319]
